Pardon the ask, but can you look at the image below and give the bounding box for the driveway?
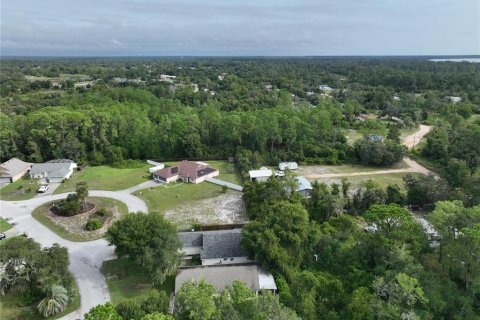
[0,188,148,319]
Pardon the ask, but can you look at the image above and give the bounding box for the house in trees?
[179,228,252,265]
[152,160,219,184]
[176,228,277,295]
[367,135,385,142]
[248,168,272,182]
[175,264,277,295]
[295,176,313,197]
[30,159,77,183]
[0,158,32,183]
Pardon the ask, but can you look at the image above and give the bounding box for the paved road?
[0,189,148,319]
[206,178,244,191]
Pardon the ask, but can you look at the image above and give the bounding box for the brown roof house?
[153,160,219,184]
[0,158,33,183]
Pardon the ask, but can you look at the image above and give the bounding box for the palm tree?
[37,284,69,317]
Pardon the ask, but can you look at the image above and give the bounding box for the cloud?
[1,0,479,56]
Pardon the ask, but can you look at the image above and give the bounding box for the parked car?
[275,170,285,177]
[38,184,50,193]
[0,233,6,240]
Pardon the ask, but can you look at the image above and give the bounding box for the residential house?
[153,160,219,184]
[367,135,385,142]
[30,160,77,183]
[179,229,252,265]
[279,162,298,171]
[175,264,277,295]
[318,84,332,91]
[248,168,272,182]
[448,96,462,103]
[159,74,176,82]
[0,158,32,183]
[175,228,277,296]
[295,176,313,197]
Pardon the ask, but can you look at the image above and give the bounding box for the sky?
[1,0,479,56]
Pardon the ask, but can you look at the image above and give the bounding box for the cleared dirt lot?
[163,191,247,229]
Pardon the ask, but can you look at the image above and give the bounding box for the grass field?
[54,164,151,194]
[32,197,129,241]
[0,177,40,201]
[0,273,80,320]
[134,182,224,213]
[0,217,12,232]
[298,160,408,176]
[102,259,175,305]
[314,172,420,192]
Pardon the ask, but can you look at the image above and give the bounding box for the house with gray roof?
[175,264,277,295]
[295,176,313,197]
[30,160,77,183]
[178,229,252,265]
[0,158,32,183]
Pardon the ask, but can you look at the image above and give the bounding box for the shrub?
[222,185,228,193]
[18,307,36,320]
[191,223,202,231]
[95,208,110,217]
[86,219,102,231]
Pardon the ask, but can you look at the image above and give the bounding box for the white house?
[30,160,77,183]
[318,85,332,91]
[279,162,298,171]
[248,168,273,182]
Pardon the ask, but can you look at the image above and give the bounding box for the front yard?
[0,217,12,232]
[54,164,151,194]
[32,197,129,241]
[102,259,175,305]
[0,177,40,201]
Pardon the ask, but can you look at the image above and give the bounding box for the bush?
[57,195,81,217]
[18,307,36,320]
[95,208,111,217]
[111,159,145,169]
[86,219,102,231]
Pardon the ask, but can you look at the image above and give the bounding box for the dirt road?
[403,124,432,149]
[302,125,432,180]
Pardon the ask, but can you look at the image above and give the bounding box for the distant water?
[430,58,480,63]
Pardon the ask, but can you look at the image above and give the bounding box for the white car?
[38,185,50,193]
[275,171,285,177]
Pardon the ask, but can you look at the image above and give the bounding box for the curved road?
[0,189,149,319]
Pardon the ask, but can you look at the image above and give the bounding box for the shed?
[248,169,272,182]
[279,162,298,171]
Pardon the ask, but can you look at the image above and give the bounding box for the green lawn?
[134,182,224,213]
[0,273,80,320]
[0,177,40,201]
[314,172,420,192]
[54,164,151,194]
[32,197,129,241]
[0,217,12,232]
[102,259,175,305]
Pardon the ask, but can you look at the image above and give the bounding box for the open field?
[54,164,151,194]
[298,160,408,176]
[0,177,40,201]
[0,217,12,232]
[135,182,246,229]
[102,259,175,305]
[32,197,129,241]
[0,273,80,320]
[312,172,420,192]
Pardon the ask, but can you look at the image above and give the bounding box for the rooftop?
[248,169,273,178]
[175,264,277,294]
[295,176,313,191]
[0,158,32,178]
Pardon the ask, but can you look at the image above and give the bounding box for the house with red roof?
[152,160,219,184]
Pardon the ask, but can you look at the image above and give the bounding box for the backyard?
[0,177,40,201]
[102,259,175,305]
[54,164,151,194]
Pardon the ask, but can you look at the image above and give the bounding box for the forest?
[1,57,480,319]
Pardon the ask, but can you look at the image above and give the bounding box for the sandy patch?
[164,192,247,228]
